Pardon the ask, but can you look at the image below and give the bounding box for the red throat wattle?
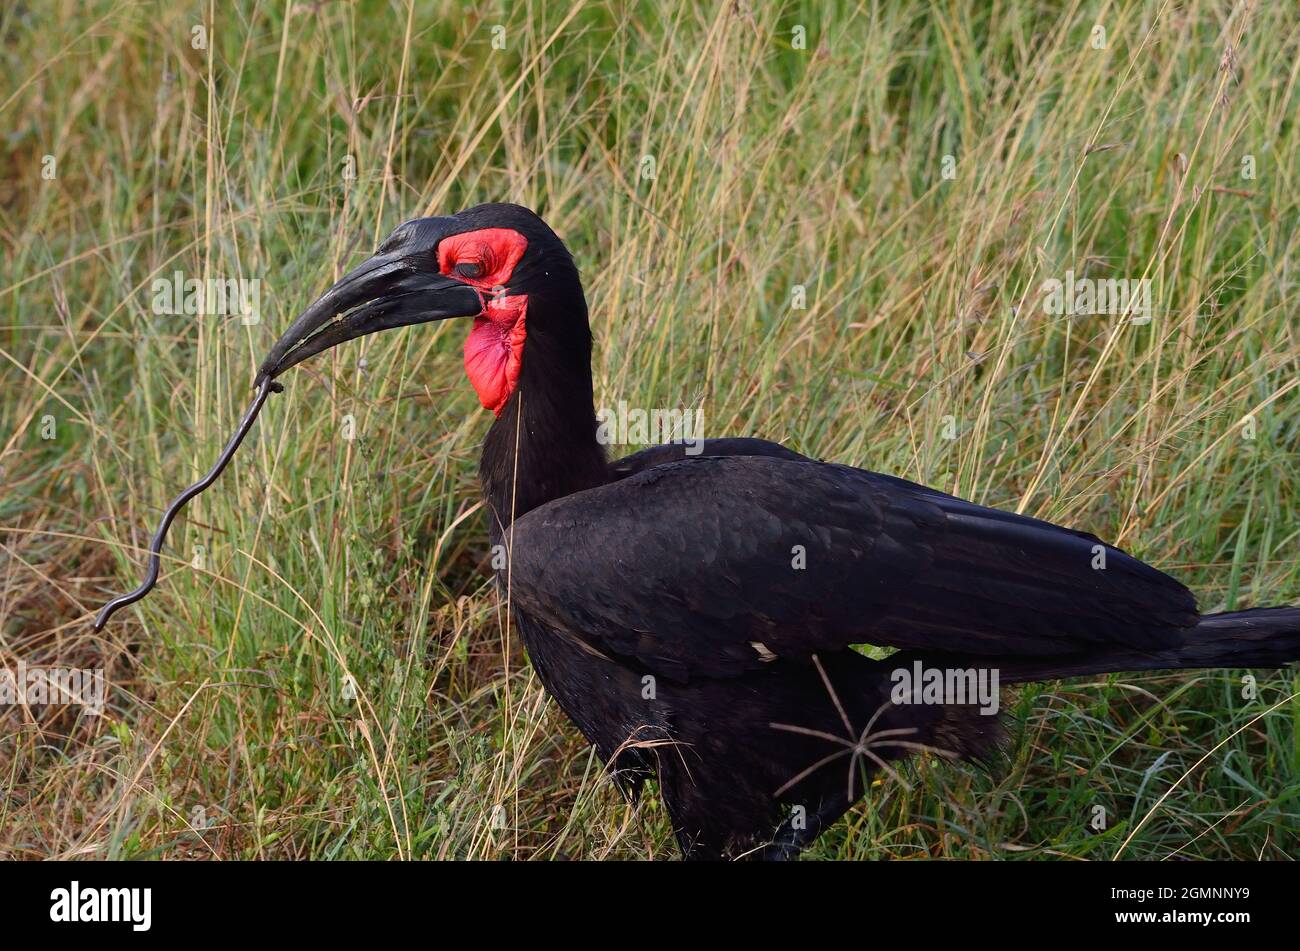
[437,227,529,415]
[464,294,527,415]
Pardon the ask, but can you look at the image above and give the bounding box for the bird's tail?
[992,606,1300,684]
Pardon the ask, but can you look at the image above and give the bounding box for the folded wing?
[504,455,1197,681]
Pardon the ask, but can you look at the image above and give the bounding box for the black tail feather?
[988,606,1300,684]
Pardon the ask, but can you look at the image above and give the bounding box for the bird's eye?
[455,261,484,279]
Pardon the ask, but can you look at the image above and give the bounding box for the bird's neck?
[478,329,608,538]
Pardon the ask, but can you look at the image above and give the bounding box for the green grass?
[1,0,1296,859]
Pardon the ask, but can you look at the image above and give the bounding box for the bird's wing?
[608,437,810,480]
[504,455,1197,681]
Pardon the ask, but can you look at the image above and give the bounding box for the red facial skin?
[438,228,530,415]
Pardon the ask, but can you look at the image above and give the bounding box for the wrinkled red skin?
[438,228,529,415]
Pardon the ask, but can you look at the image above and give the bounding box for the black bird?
[255,203,1300,859]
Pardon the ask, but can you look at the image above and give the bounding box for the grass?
[1,0,1297,860]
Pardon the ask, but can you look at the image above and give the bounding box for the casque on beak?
[256,252,483,384]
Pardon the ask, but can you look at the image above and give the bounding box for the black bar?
[1,860,1283,937]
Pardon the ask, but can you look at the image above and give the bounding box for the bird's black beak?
[256,252,483,384]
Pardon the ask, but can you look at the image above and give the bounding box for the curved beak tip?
[256,255,482,383]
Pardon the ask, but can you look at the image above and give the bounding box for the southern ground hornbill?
[114,202,1300,859]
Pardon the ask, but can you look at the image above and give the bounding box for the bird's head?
[257,203,587,414]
